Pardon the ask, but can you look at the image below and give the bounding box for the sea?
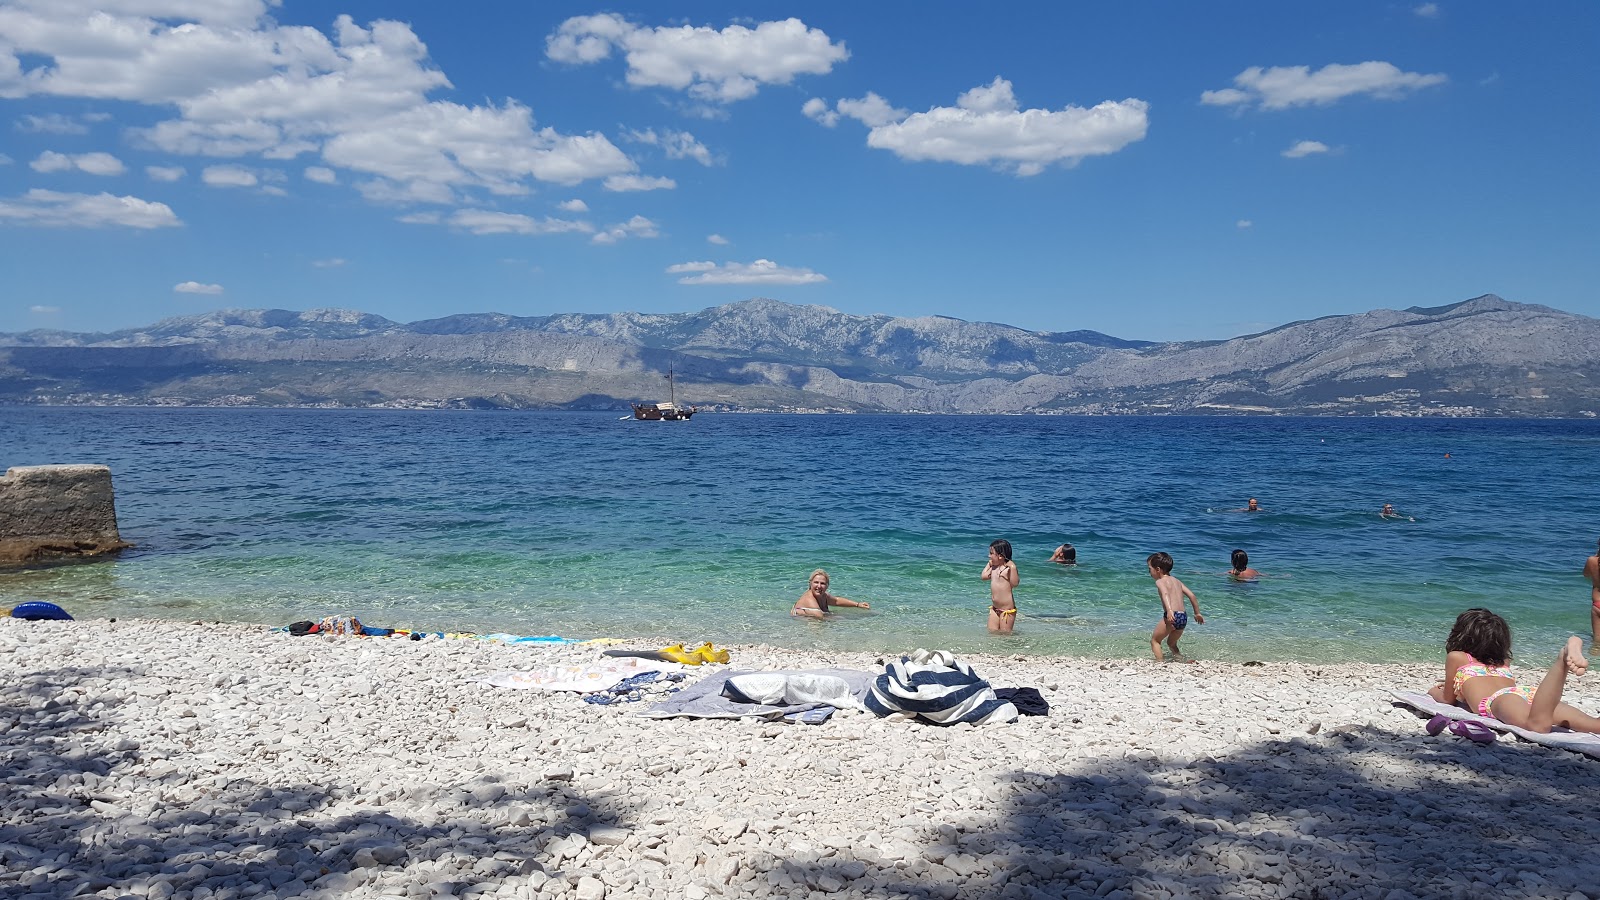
[3,407,1597,664]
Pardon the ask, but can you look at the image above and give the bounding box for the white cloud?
[1414,3,1440,18]
[174,281,224,294]
[547,15,847,104]
[0,154,11,165]
[28,150,121,174]
[707,233,728,245]
[591,214,660,244]
[825,78,1147,176]
[304,166,337,184]
[558,199,589,213]
[0,189,181,228]
[626,128,714,165]
[1236,219,1253,229]
[801,98,837,127]
[29,151,72,173]
[666,258,827,285]
[30,305,60,313]
[1282,140,1331,159]
[0,8,641,205]
[312,257,345,267]
[447,209,593,236]
[16,113,88,134]
[603,174,675,192]
[146,165,185,181]
[396,211,440,225]
[202,165,258,187]
[1201,62,1448,110]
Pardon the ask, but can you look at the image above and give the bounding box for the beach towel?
[470,658,684,693]
[722,672,863,709]
[864,649,1018,726]
[1390,690,1600,760]
[639,668,874,723]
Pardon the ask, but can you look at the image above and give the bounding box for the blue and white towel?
[864,649,1018,726]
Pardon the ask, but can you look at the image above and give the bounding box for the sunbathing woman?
[1427,608,1600,734]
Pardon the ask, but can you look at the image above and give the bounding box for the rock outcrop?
[0,465,130,566]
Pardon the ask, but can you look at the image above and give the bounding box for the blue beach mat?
[1391,690,1600,760]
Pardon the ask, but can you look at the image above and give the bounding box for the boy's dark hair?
[1058,543,1076,563]
[1231,549,1249,570]
[1147,551,1173,574]
[990,539,1012,562]
[1445,607,1512,666]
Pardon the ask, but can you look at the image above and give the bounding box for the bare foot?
[1565,636,1588,677]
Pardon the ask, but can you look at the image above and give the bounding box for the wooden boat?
[632,369,696,421]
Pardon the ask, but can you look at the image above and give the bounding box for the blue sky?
[1,2,1595,341]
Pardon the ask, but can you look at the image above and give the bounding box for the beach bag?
[287,620,320,636]
[864,649,1018,725]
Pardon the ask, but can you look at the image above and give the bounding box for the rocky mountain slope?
[2,295,1596,415]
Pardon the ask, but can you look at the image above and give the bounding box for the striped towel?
[864,649,1018,725]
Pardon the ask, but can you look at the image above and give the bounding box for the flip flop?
[1425,714,1450,736]
[1448,720,1497,744]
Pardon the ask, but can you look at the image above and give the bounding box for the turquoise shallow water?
[3,408,1597,663]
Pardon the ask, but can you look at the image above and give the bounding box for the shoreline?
[4,616,1599,899]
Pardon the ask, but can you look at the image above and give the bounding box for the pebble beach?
[4,618,1599,900]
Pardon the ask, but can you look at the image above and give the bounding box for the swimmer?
[1585,539,1600,651]
[981,539,1019,634]
[792,569,869,618]
[1231,498,1263,513]
[1050,543,1077,565]
[1227,549,1262,580]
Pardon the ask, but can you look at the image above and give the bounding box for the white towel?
[723,673,862,709]
[1391,690,1600,760]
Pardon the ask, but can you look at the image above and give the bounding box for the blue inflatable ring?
[9,601,73,621]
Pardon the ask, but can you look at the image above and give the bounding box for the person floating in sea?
[1050,542,1077,565]
[791,569,869,618]
[1380,503,1413,521]
[1585,539,1600,651]
[981,539,1019,634]
[1426,608,1599,734]
[1232,497,1263,513]
[1148,551,1203,661]
[1227,549,1262,580]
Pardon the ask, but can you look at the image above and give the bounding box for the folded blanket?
[864,649,1018,726]
[1390,690,1600,760]
[470,658,683,692]
[723,672,862,709]
[639,668,874,722]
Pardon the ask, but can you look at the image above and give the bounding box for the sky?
[0,2,1595,342]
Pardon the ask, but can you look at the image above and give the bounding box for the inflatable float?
[8,601,73,621]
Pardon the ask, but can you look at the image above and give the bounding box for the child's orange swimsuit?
[1453,653,1535,719]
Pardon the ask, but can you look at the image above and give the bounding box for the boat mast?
[668,367,676,407]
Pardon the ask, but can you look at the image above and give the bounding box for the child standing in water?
[1426,608,1598,733]
[1148,551,1203,661]
[981,539,1019,633]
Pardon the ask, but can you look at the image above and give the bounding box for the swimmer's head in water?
[1446,607,1512,666]
[1057,543,1076,563]
[1246,498,1259,511]
[808,569,829,593]
[989,539,1012,562]
[1147,551,1173,575]
[1231,549,1249,570]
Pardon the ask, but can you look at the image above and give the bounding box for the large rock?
[0,464,130,566]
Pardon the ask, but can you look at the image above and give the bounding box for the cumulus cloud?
[1282,140,1332,159]
[16,113,89,134]
[304,166,337,184]
[447,209,593,236]
[546,15,847,104]
[604,174,675,192]
[1414,3,1440,18]
[591,214,660,244]
[801,98,837,127]
[30,150,126,175]
[202,165,258,187]
[558,199,589,213]
[666,258,827,285]
[0,189,181,228]
[146,165,185,181]
[174,281,224,294]
[816,78,1147,176]
[625,128,714,165]
[0,7,641,206]
[1201,62,1448,110]
[707,233,728,245]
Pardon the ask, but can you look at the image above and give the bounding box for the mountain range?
[3,294,1598,416]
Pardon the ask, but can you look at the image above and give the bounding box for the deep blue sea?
[3,408,1597,663]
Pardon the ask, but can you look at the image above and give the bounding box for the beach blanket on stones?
[1391,690,1600,760]
[470,658,684,692]
[864,649,1018,725]
[639,668,873,722]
